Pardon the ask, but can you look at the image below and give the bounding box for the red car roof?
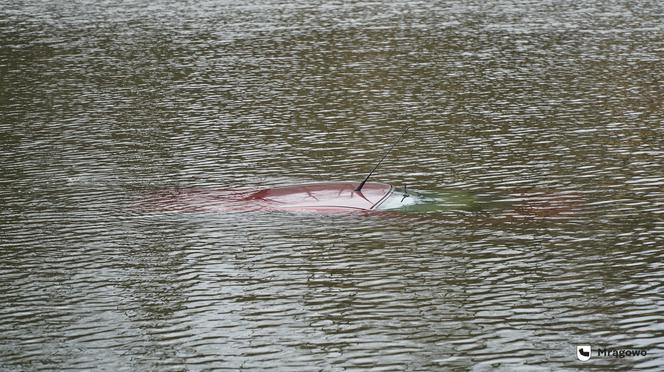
[246,182,393,211]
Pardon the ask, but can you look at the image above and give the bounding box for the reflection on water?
[1,0,662,370]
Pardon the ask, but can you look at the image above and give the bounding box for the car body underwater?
[140,181,478,214]
[237,181,477,213]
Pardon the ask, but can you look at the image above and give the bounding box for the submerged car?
[243,180,481,213]
[242,181,415,212]
[140,181,478,214]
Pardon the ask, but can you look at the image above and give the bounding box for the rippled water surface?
[1,0,663,370]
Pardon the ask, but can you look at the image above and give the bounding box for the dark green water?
[1,0,662,370]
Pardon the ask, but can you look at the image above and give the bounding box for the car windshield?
[373,187,420,210]
[374,188,479,212]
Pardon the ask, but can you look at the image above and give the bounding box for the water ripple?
[2,0,663,370]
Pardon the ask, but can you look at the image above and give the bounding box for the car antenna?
[354,125,411,192]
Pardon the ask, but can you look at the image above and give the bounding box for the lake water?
[1,0,662,370]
